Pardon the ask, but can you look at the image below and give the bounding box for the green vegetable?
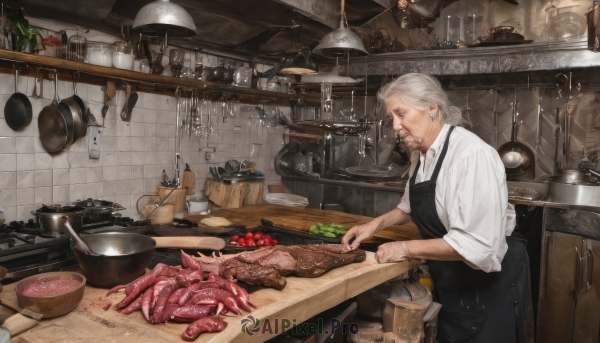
[308,223,347,238]
[9,10,38,52]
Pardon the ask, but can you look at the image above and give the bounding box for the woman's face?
[385,95,440,152]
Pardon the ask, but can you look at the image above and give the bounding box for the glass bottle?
[194,48,203,80]
[68,28,87,62]
[180,53,195,79]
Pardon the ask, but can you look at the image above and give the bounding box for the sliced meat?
[141,287,154,322]
[170,305,215,322]
[182,317,228,341]
[220,258,287,290]
[256,250,297,276]
[176,269,204,288]
[167,288,187,304]
[185,289,242,315]
[150,278,179,323]
[181,250,203,270]
[119,297,142,315]
[236,246,276,263]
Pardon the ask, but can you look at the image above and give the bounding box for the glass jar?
[86,42,113,67]
[112,40,134,70]
[68,29,87,62]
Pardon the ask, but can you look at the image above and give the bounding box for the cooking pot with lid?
[32,204,85,236]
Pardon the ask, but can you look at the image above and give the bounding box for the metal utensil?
[4,67,32,130]
[38,72,74,153]
[101,81,116,126]
[497,88,534,175]
[73,232,225,288]
[120,84,131,121]
[64,219,98,256]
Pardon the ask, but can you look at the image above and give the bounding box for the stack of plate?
[263,193,309,207]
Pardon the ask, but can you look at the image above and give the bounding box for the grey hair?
[377,73,470,127]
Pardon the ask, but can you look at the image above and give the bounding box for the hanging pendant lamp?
[133,0,196,42]
[313,0,368,58]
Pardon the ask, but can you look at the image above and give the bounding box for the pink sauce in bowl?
[21,278,82,297]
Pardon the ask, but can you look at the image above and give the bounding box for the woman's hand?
[341,220,380,250]
[375,241,411,263]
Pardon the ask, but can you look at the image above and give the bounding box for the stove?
[0,216,186,284]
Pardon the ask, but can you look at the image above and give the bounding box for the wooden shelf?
[0,49,296,103]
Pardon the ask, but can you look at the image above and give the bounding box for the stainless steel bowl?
[73,232,156,288]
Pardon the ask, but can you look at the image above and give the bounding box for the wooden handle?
[153,237,225,250]
[2,313,38,336]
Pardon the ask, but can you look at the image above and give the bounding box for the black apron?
[408,126,530,343]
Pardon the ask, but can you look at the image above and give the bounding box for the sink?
[508,180,600,210]
[507,181,549,202]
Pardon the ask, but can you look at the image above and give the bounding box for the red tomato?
[263,235,272,241]
[264,241,271,246]
[271,239,279,245]
[253,232,264,240]
[231,235,240,241]
[229,241,238,246]
[238,241,247,247]
[256,239,265,246]
[247,238,256,247]
[245,232,254,240]
[238,237,247,245]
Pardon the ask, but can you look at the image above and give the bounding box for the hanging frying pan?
[38,72,74,152]
[497,88,533,175]
[4,68,32,130]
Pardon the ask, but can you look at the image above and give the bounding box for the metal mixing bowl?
[73,232,156,288]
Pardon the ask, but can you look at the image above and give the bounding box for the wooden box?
[204,179,264,209]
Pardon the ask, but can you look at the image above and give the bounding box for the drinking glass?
[321,82,333,121]
[169,49,185,77]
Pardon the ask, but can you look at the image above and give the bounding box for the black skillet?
[4,69,32,130]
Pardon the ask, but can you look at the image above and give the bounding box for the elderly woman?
[342,73,530,343]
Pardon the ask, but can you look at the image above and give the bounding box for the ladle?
[63,218,100,256]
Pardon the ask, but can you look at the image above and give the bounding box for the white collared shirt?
[398,124,516,273]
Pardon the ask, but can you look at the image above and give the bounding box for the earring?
[429,113,435,120]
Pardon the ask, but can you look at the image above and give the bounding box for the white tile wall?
[0,74,286,221]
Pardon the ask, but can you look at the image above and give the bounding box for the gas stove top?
[0,216,188,284]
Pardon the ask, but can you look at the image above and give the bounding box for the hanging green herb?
[8,9,38,52]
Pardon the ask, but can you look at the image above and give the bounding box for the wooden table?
[2,254,420,343]
[185,204,420,244]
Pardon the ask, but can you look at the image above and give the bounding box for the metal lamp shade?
[313,22,368,58]
[133,0,196,37]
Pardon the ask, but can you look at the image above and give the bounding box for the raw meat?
[119,297,142,315]
[182,317,228,341]
[21,278,81,296]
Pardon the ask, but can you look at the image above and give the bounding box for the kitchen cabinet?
[538,208,600,343]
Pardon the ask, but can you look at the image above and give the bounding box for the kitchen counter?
[2,254,420,343]
[184,203,421,243]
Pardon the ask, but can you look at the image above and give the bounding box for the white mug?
[186,197,208,214]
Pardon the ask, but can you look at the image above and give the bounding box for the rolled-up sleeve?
[442,148,509,272]
[397,183,411,213]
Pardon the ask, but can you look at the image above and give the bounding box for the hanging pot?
[497,88,533,175]
[38,72,74,152]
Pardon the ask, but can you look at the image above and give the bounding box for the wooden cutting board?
[185,204,420,243]
[3,253,420,343]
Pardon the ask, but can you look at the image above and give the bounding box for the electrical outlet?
[89,127,103,159]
